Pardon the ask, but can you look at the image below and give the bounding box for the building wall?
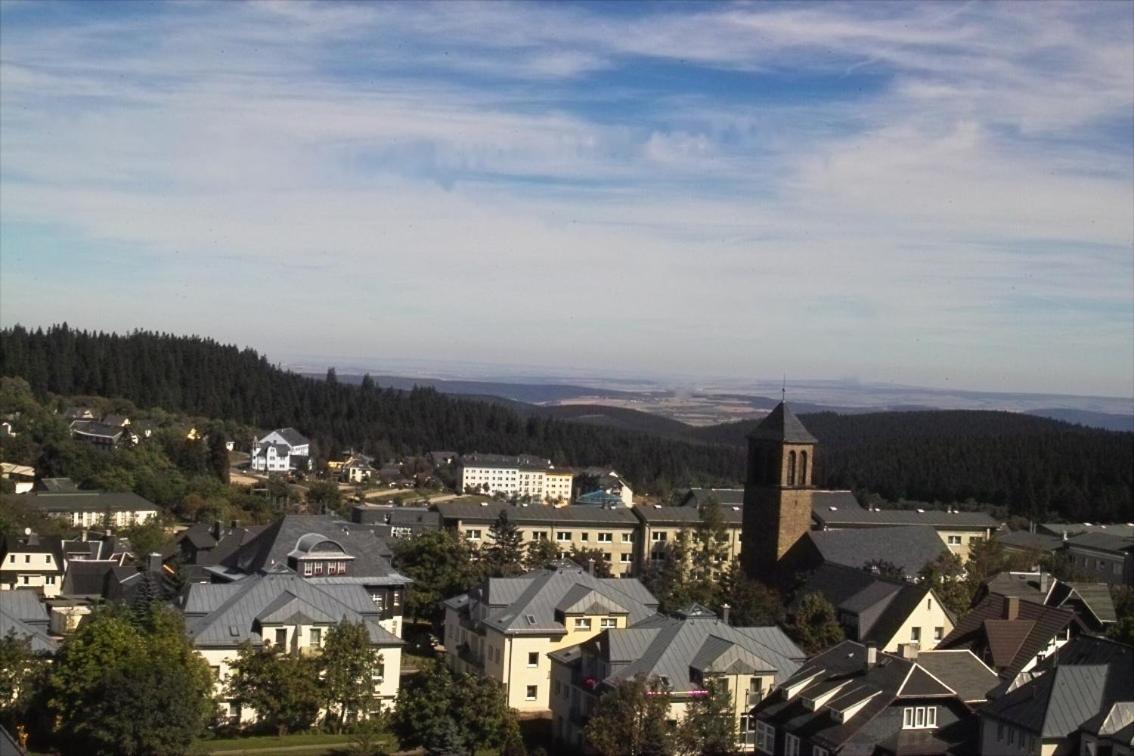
[937,527,995,562]
[637,521,742,577]
[1065,546,1132,587]
[450,516,638,577]
[545,472,574,503]
[0,551,63,597]
[878,594,955,652]
[979,716,1045,756]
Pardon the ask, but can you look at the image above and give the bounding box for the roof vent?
[653,505,662,509]
[916,508,925,513]
[829,506,838,511]
[480,502,488,507]
[526,614,536,625]
[229,625,239,637]
[731,506,740,512]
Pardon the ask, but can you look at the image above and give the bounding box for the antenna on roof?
[782,375,786,403]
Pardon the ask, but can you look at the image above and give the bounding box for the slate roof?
[262,427,309,447]
[808,525,948,577]
[752,641,989,753]
[746,402,818,443]
[984,572,1050,604]
[220,515,409,586]
[632,504,743,526]
[184,567,402,649]
[36,477,80,492]
[70,421,124,440]
[997,530,1064,553]
[1048,582,1118,626]
[448,562,658,636]
[982,665,1120,739]
[1065,532,1134,555]
[61,560,116,597]
[812,505,999,530]
[459,453,552,471]
[0,591,56,653]
[1082,702,1134,742]
[553,609,804,695]
[1040,523,1134,539]
[939,593,1078,678]
[680,488,745,507]
[914,650,999,703]
[16,490,159,514]
[435,500,639,525]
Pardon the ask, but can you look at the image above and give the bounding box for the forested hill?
[696,412,1133,522]
[0,325,743,490]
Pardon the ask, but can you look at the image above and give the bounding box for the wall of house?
[937,528,994,562]
[879,594,954,652]
[979,716,1044,756]
[1,551,62,597]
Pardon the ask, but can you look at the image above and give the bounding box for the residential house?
[938,593,1081,681]
[978,571,1119,634]
[182,566,405,723]
[576,468,634,507]
[0,533,65,597]
[997,530,1065,563]
[0,590,57,654]
[198,515,411,639]
[435,499,641,576]
[750,641,999,755]
[442,561,659,711]
[977,635,1134,756]
[632,503,744,573]
[15,490,159,528]
[0,463,34,494]
[69,420,127,447]
[165,521,267,581]
[797,563,956,652]
[250,427,311,473]
[1063,532,1134,587]
[349,505,441,539]
[549,604,804,752]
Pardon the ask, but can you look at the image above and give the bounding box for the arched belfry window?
[800,451,809,486]
[787,451,797,486]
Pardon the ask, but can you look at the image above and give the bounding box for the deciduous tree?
[584,677,673,756]
[786,592,845,654]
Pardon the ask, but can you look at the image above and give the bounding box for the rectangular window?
[574,618,591,631]
[622,533,633,543]
[528,652,539,668]
[303,561,313,576]
[532,531,548,541]
[467,529,481,540]
[915,707,926,727]
[557,532,571,542]
[911,627,921,642]
[598,532,612,543]
[600,618,617,629]
[927,707,937,727]
[620,553,632,563]
[903,708,914,728]
[652,532,667,542]
[755,721,775,754]
[275,628,287,647]
[947,535,962,545]
[602,552,612,562]
[310,628,321,645]
[525,685,537,701]
[934,627,944,641]
[24,555,30,563]
[785,734,800,756]
[46,576,56,585]
[580,532,589,542]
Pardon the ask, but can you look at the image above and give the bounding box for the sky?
[1,1,1132,398]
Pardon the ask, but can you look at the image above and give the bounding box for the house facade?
[458,454,573,503]
[442,561,658,712]
[632,504,744,574]
[251,427,311,473]
[549,604,805,753]
[14,490,159,529]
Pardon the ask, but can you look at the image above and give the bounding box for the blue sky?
[1,1,1131,397]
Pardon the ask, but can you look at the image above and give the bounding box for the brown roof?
[940,594,1078,678]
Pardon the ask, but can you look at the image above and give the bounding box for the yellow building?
[632,503,744,574]
[548,604,805,752]
[441,562,659,712]
[435,499,641,576]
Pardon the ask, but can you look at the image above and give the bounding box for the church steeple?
[740,401,817,582]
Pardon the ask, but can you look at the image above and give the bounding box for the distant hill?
[1026,408,1134,433]
[328,373,644,404]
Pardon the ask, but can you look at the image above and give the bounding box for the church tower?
[740,402,817,582]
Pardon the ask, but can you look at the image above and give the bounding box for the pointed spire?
[747,401,818,443]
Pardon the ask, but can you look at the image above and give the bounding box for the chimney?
[147,552,162,573]
[587,558,595,576]
[865,642,878,669]
[1039,572,1051,594]
[211,520,224,540]
[81,529,89,542]
[899,643,919,661]
[721,603,731,625]
[1004,596,1020,621]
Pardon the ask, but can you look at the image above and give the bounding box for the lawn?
[193,730,394,755]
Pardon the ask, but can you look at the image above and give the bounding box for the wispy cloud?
[0,1,1130,396]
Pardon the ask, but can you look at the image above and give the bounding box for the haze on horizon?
[1,1,1132,398]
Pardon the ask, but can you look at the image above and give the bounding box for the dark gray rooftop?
[435,500,639,525]
[997,530,1064,553]
[746,402,818,444]
[808,525,947,576]
[812,505,1000,530]
[0,591,56,653]
[1066,532,1134,554]
[632,504,743,526]
[16,490,159,514]
[680,488,745,507]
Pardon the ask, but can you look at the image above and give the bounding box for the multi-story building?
[1063,532,1134,586]
[0,533,64,597]
[442,561,658,712]
[751,641,998,755]
[15,490,159,529]
[251,427,311,473]
[458,454,573,503]
[182,567,404,723]
[549,604,804,752]
[632,504,744,572]
[435,499,641,576]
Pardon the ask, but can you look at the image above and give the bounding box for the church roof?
[747,402,818,443]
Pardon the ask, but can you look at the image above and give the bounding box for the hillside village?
[1,385,1132,756]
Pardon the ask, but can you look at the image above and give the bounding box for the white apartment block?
[459,454,573,503]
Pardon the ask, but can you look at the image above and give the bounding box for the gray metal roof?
[812,505,1000,529]
[984,665,1111,738]
[680,488,745,507]
[746,402,818,443]
[914,650,998,703]
[1066,532,1134,554]
[808,525,947,576]
[185,567,403,649]
[260,427,310,447]
[435,500,639,525]
[0,592,56,653]
[17,490,159,514]
[632,504,743,525]
[997,530,1064,553]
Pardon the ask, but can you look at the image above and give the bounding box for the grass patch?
[194,730,394,754]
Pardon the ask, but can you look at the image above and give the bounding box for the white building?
[459,454,573,503]
[15,490,159,529]
[251,427,311,473]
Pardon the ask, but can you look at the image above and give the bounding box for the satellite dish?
[24,527,32,536]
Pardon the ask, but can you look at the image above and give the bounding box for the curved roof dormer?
[288,533,354,560]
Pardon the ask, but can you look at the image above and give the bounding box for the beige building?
[549,604,804,752]
[15,490,159,530]
[632,504,744,574]
[435,499,641,576]
[183,567,404,723]
[442,562,659,712]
